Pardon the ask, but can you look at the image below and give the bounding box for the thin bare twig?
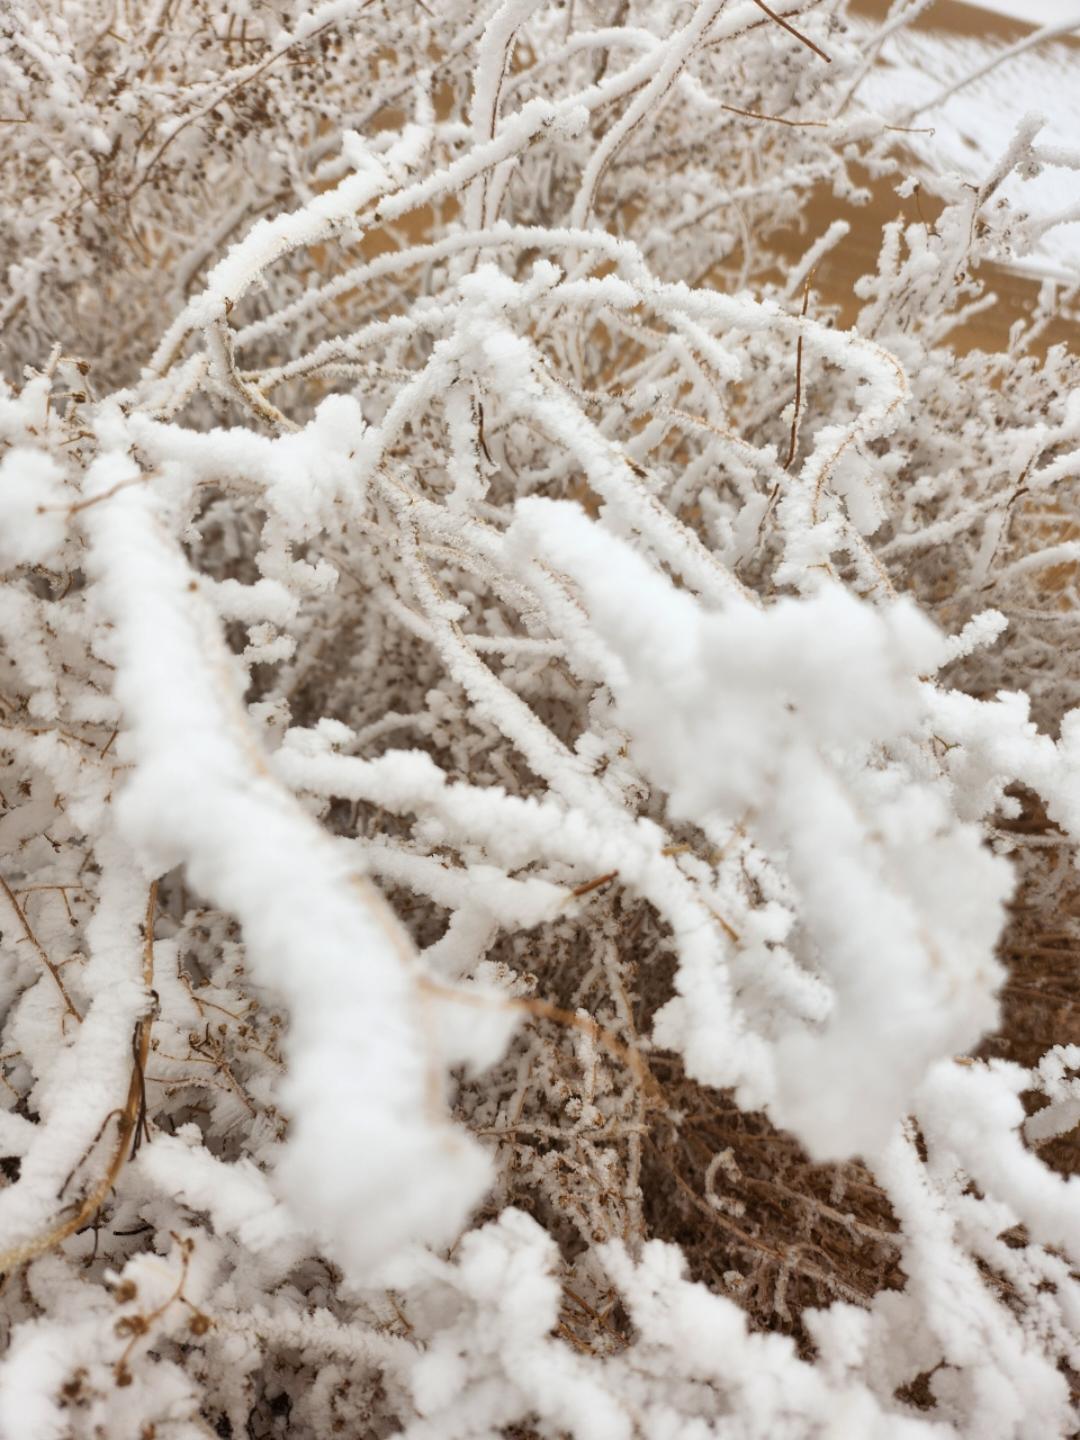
[747,0,831,64]
[0,873,82,1023]
[0,883,158,1275]
[785,273,812,471]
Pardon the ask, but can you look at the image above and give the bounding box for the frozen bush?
[0,2,1078,1436]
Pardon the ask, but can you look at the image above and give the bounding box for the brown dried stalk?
[0,872,82,1023]
[0,883,157,1275]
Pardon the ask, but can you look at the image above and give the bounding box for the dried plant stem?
[747,0,831,65]
[0,872,82,1023]
[0,883,157,1275]
[785,273,812,470]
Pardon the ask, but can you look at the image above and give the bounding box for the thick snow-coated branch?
[2,1,1079,1436]
[78,432,495,1276]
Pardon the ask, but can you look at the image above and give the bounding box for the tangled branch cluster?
[1,1,1079,1436]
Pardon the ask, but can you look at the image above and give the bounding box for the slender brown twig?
[0,873,82,1023]
[785,273,813,471]
[419,975,658,1097]
[747,0,831,64]
[0,883,158,1275]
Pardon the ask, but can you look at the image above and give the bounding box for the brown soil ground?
[831,1,1080,352]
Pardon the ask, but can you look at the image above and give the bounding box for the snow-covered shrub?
[0,1,1078,1436]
